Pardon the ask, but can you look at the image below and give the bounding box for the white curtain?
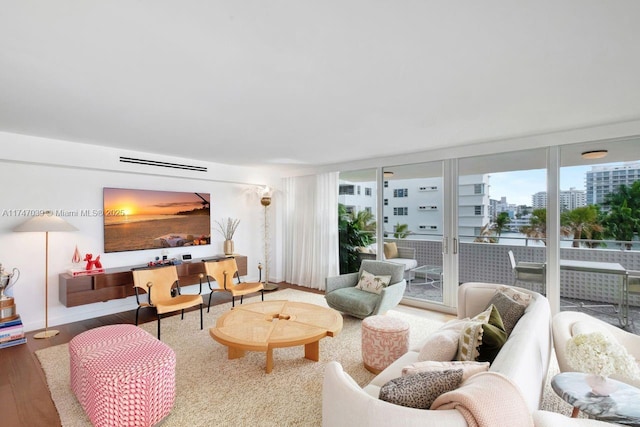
[283,172,339,290]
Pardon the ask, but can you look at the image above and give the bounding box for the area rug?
[36,289,444,427]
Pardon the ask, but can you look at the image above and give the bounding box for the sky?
[489,165,591,206]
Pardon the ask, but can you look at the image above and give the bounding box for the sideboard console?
[59,255,248,307]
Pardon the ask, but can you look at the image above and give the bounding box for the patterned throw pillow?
[379,369,464,409]
[457,305,507,363]
[401,360,490,381]
[417,318,468,362]
[355,270,392,294]
[497,285,533,307]
[485,291,526,336]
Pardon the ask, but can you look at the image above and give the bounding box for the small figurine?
[72,245,82,264]
[84,253,102,271]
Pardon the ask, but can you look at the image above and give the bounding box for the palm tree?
[393,223,411,239]
[601,200,638,250]
[349,209,376,245]
[560,205,603,248]
[520,208,548,245]
[338,204,369,273]
[474,223,497,243]
[601,182,640,249]
[492,212,511,241]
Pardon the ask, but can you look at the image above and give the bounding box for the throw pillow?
[379,369,463,409]
[417,329,460,362]
[485,291,526,336]
[356,246,371,254]
[457,305,507,363]
[477,304,508,363]
[384,242,399,259]
[402,360,490,381]
[355,270,391,294]
[497,285,533,307]
[417,318,469,361]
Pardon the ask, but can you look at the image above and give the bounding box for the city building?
[560,187,587,211]
[532,188,586,211]
[338,182,376,214]
[340,175,491,241]
[532,191,548,209]
[586,162,640,206]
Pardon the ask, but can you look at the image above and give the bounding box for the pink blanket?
[431,371,534,427]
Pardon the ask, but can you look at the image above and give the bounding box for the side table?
[551,372,640,426]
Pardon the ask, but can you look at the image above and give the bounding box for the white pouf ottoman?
[361,315,410,374]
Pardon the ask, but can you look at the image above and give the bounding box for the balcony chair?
[508,250,546,293]
[357,242,417,281]
[201,257,264,311]
[552,311,640,388]
[325,259,406,319]
[132,265,203,340]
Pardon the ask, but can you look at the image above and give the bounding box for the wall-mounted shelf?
[59,255,248,307]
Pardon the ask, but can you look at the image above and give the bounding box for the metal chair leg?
[135,306,141,325]
[181,309,184,320]
[208,292,213,313]
[232,296,235,307]
[200,304,203,330]
[157,313,161,340]
[261,290,264,301]
[240,295,243,304]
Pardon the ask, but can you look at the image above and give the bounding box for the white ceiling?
[1,1,640,168]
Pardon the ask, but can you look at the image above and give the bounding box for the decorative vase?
[223,240,234,255]
[586,374,617,396]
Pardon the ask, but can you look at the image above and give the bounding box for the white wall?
[0,132,283,331]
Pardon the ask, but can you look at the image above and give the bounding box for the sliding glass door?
[558,139,640,327]
[381,162,446,305]
[338,169,377,274]
[337,139,639,323]
[457,149,548,295]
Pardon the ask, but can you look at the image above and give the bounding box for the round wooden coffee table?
[210,300,343,373]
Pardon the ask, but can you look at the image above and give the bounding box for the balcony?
[389,237,640,331]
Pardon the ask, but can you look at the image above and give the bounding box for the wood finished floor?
[0,283,450,427]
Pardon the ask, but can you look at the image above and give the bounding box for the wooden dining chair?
[132,265,203,339]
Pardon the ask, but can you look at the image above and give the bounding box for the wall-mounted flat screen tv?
[103,188,211,253]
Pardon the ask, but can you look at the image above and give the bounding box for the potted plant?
[215,218,240,255]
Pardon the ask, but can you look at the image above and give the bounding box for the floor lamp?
[260,186,278,291]
[14,212,77,339]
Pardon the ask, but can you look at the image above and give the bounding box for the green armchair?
[325,260,406,319]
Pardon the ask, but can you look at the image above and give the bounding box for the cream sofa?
[322,282,552,427]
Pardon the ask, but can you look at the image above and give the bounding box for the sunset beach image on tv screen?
[103,188,211,253]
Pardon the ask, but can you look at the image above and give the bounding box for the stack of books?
[67,268,105,277]
[0,315,26,349]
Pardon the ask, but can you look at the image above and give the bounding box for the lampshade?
[383,171,394,178]
[13,212,78,232]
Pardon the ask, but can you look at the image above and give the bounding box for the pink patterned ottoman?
[69,324,176,427]
[362,315,410,374]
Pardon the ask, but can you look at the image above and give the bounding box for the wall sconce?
[581,150,608,160]
[383,171,394,178]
